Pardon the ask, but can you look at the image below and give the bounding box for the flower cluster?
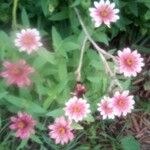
[0,28,42,87]
[2,0,145,147]
[97,91,135,119]
[48,96,90,145]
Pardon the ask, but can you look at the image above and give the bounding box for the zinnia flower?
[117,48,144,77]
[48,116,74,145]
[89,0,119,27]
[64,96,91,122]
[110,91,135,117]
[97,96,115,119]
[15,28,42,54]
[9,112,36,139]
[0,60,34,87]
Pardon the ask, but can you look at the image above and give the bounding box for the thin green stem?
[12,0,19,30]
[75,36,88,82]
[74,7,123,90]
[74,7,116,61]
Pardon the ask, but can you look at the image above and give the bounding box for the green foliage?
[0,0,149,149]
[121,135,140,150]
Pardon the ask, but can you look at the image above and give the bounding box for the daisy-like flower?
[97,96,115,119]
[117,48,144,77]
[48,116,74,145]
[0,60,34,87]
[110,91,135,117]
[89,0,119,27]
[64,96,90,122]
[15,28,42,54]
[9,112,37,139]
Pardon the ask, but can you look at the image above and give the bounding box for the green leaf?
[87,76,101,83]
[21,8,30,27]
[62,41,80,51]
[84,114,94,123]
[16,140,28,150]
[120,79,131,90]
[52,27,62,46]
[70,0,82,7]
[128,2,138,17]
[52,27,67,57]
[49,8,69,21]
[72,122,84,130]
[145,10,150,20]
[121,136,140,150]
[144,81,150,91]
[58,58,68,80]
[46,108,64,117]
[40,0,49,16]
[132,44,150,54]
[37,48,56,64]
[31,135,43,144]
[0,92,8,100]
[93,31,109,45]
[5,95,46,114]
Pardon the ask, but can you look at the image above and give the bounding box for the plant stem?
[75,36,88,82]
[74,7,116,61]
[74,7,122,90]
[12,0,19,30]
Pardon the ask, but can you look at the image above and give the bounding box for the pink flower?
[9,112,37,139]
[117,48,144,77]
[15,28,42,54]
[0,60,34,87]
[97,96,115,119]
[111,91,135,117]
[64,96,91,122]
[89,0,119,27]
[48,116,74,145]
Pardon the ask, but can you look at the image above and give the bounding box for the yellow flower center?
[100,10,108,17]
[18,121,25,129]
[11,67,22,75]
[117,99,125,107]
[126,58,133,66]
[58,127,65,134]
[73,106,80,113]
[23,35,34,45]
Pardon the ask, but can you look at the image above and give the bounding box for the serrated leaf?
[121,136,140,150]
